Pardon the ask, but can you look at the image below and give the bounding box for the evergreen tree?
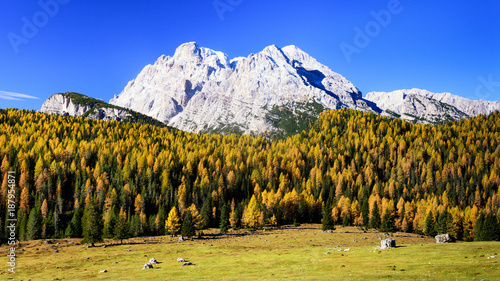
[424,212,437,237]
[113,214,130,244]
[65,207,84,238]
[361,200,369,227]
[473,212,485,241]
[219,203,230,234]
[436,210,452,234]
[481,213,500,241]
[26,208,42,240]
[18,210,28,241]
[321,205,335,231]
[381,211,396,232]
[82,199,102,246]
[103,208,118,238]
[369,204,381,229]
[200,199,212,229]
[181,210,195,238]
[342,214,350,227]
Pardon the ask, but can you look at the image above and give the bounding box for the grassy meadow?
[1,225,499,280]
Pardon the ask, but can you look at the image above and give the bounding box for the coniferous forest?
[1,108,499,245]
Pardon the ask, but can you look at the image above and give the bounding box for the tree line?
[0,108,499,244]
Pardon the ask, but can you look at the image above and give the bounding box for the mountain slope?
[40,92,165,127]
[109,42,379,136]
[365,89,500,124]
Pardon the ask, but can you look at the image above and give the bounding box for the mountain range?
[40,42,500,136]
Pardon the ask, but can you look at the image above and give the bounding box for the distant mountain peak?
[365,89,500,124]
[109,42,375,137]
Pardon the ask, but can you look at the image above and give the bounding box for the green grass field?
[1,225,499,280]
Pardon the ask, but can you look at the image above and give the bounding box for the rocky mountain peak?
[109,42,376,136]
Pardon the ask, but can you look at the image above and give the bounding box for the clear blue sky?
[1,0,499,110]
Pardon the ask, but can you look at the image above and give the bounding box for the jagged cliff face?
[365,89,500,124]
[40,93,132,121]
[109,42,377,135]
[39,93,166,127]
[40,93,95,117]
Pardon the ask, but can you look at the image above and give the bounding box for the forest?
[0,108,499,244]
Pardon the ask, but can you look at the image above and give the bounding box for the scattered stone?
[353,240,358,242]
[179,236,185,242]
[182,262,193,266]
[149,258,158,264]
[143,263,153,269]
[100,270,107,273]
[487,256,497,259]
[344,248,350,252]
[177,258,185,262]
[209,244,213,246]
[68,241,74,245]
[381,238,396,249]
[53,249,59,253]
[361,237,367,240]
[435,234,452,243]
[322,230,333,233]
[187,243,192,246]
[324,251,330,255]
[383,233,390,238]
[56,243,60,246]
[103,245,107,248]
[45,240,53,244]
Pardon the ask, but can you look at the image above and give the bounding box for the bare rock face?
[40,93,94,116]
[380,238,396,249]
[110,42,378,136]
[435,234,452,243]
[40,92,163,126]
[365,89,500,124]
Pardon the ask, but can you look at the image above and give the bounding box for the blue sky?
[1,0,499,110]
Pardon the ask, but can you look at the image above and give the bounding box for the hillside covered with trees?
[1,108,499,244]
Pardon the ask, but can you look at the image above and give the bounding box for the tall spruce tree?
[424,212,437,237]
[381,211,395,232]
[82,199,102,246]
[181,210,195,238]
[369,204,381,229]
[219,204,230,234]
[26,208,42,240]
[113,215,130,244]
[473,212,485,241]
[481,213,500,241]
[321,205,335,231]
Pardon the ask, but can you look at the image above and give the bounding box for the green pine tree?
[424,212,437,237]
[481,213,500,241]
[113,215,130,244]
[181,210,195,238]
[103,208,118,238]
[381,211,396,232]
[200,199,212,229]
[66,207,83,238]
[473,212,485,241]
[82,199,102,246]
[321,205,335,231]
[361,200,369,227]
[369,204,381,229]
[219,204,230,234]
[26,208,42,240]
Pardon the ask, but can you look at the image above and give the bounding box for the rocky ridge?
[40,92,165,126]
[109,42,378,136]
[365,89,500,124]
